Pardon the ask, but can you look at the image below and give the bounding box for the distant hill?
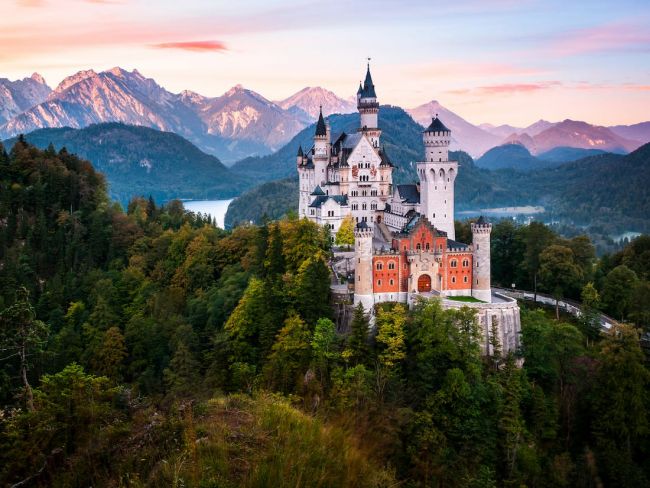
[475,143,542,171]
[537,146,607,163]
[4,123,250,204]
[225,177,299,228]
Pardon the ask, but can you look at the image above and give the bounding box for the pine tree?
[164,342,201,397]
[345,303,369,365]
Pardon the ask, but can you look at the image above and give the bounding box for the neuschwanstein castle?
[297,64,521,354]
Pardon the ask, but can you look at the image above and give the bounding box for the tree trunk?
[20,345,34,412]
[555,298,560,321]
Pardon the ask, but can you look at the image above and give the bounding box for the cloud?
[549,22,650,56]
[149,40,228,52]
[447,81,562,96]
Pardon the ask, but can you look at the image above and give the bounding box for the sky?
[1,0,649,126]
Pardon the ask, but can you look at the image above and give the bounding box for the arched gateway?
[417,274,432,292]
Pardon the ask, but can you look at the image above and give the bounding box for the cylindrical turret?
[357,63,381,147]
[471,216,492,303]
[353,221,375,313]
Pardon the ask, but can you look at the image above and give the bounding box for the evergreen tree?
[539,245,583,319]
[164,342,201,397]
[344,303,369,365]
[264,313,312,393]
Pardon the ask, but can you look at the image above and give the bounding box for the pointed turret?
[362,63,376,98]
[357,82,363,95]
[297,145,304,157]
[315,106,327,137]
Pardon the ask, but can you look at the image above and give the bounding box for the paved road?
[494,288,617,330]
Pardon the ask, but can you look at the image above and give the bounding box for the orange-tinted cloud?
[150,40,228,52]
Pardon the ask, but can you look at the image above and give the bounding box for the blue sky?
[2,0,649,125]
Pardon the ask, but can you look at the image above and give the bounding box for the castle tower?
[313,107,329,186]
[471,216,492,303]
[297,145,310,218]
[353,221,375,313]
[357,63,381,147]
[416,116,458,239]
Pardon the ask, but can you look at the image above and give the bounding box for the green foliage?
[6,123,250,205]
[335,215,355,248]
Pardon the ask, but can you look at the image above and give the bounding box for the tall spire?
[315,105,327,136]
[362,61,376,98]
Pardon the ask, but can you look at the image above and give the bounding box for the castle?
[298,64,521,354]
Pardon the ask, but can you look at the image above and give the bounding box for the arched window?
[450,259,458,268]
[463,276,468,283]
[389,279,394,286]
[416,243,421,250]
[376,262,383,270]
[388,261,396,270]
[462,259,469,267]
[377,279,382,286]
[451,276,456,283]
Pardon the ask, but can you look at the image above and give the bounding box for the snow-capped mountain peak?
[277,86,356,119]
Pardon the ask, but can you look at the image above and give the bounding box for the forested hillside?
[4,123,250,204]
[1,142,649,487]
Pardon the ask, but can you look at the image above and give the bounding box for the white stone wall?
[471,223,492,303]
[417,161,458,240]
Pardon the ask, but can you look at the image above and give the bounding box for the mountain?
[407,100,501,157]
[480,120,556,140]
[505,119,641,155]
[475,143,543,171]
[0,68,306,164]
[3,123,250,204]
[609,121,650,145]
[478,123,522,139]
[276,87,356,119]
[196,84,308,150]
[0,73,51,124]
[524,143,650,227]
[537,146,607,163]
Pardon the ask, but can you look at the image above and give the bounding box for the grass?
[446,296,484,303]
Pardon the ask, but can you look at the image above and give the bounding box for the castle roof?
[397,213,447,237]
[476,215,487,225]
[310,185,325,196]
[356,221,369,229]
[309,194,348,208]
[424,116,450,134]
[297,145,303,157]
[315,107,327,136]
[447,239,469,251]
[361,64,377,98]
[396,184,420,204]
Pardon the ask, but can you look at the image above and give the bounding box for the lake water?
[182,199,233,228]
[457,206,545,218]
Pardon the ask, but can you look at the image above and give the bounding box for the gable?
[347,134,381,166]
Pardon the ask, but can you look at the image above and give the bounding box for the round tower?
[416,116,458,240]
[353,221,375,313]
[471,216,492,303]
[357,63,381,147]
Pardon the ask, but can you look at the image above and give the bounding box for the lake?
[182,199,233,228]
[457,206,545,218]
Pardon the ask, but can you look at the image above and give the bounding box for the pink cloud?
[447,81,562,96]
[550,22,650,56]
[150,40,228,52]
